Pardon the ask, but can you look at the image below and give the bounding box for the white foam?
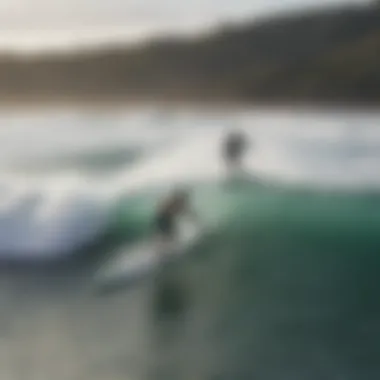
[0,181,110,259]
[0,108,379,259]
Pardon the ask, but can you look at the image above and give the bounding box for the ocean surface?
[0,107,379,380]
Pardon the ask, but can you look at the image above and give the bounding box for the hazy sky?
[0,0,368,51]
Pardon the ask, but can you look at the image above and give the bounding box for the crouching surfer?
[153,188,199,258]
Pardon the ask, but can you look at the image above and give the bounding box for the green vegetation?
[0,3,380,105]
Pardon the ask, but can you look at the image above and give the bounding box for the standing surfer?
[222,130,249,174]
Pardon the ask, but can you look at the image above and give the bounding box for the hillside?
[0,3,380,105]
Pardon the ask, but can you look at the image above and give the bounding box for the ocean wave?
[1,110,380,261]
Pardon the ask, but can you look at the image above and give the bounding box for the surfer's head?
[227,129,245,141]
[169,187,191,210]
[159,187,192,215]
[174,188,190,202]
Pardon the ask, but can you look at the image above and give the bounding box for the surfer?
[153,188,198,256]
[222,130,249,173]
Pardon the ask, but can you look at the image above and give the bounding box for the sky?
[0,0,368,52]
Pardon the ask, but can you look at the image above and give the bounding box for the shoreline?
[0,96,378,114]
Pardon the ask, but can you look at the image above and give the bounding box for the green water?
[74,181,380,379]
[0,108,380,379]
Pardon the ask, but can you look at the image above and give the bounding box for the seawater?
[0,107,379,380]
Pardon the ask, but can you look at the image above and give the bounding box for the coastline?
[0,95,379,115]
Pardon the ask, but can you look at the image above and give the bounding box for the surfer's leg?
[155,234,168,256]
[155,215,176,257]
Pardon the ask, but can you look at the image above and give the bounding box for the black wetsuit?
[155,207,177,238]
[223,134,246,162]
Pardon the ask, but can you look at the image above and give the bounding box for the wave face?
[1,108,380,379]
[0,108,380,259]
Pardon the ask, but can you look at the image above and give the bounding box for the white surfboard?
[94,220,205,291]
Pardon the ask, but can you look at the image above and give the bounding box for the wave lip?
[0,183,111,260]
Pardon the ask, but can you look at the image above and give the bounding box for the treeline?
[1,2,380,104]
